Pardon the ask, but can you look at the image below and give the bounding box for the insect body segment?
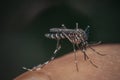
[45,33,65,40]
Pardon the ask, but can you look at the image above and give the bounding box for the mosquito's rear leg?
[45,39,61,63]
[27,39,61,71]
[52,39,61,60]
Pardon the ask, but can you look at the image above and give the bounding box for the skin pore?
[14,44,120,80]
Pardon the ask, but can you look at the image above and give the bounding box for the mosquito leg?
[53,39,61,56]
[22,67,33,71]
[88,59,98,68]
[76,44,80,50]
[49,39,61,64]
[81,49,98,68]
[82,49,88,61]
[33,39,61,71]
[45,39,61,62]
[89,46,106,56]
[73,44,79,72]
[88,41,101,46]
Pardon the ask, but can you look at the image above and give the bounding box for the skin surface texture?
[14,44,120,80]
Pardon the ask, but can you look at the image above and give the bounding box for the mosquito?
[43,23,105,72]
[23,23,105,71]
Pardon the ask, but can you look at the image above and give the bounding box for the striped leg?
[23,39,62,71]
[38,39,61,69]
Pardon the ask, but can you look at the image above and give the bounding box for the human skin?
[14,44,120,80]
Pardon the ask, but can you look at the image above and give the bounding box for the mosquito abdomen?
[45,33,65,40]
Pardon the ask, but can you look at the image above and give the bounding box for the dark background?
[1,0,120,80]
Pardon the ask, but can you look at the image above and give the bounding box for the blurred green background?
[1,0,120,80]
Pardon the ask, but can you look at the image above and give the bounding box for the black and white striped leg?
[81,49,98,68]
[22,64,43,71]
[40,39,61,68]
[24,39,61,71]
[73,44,79,72]
[53,39,61,56]
[22,67,34,71]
